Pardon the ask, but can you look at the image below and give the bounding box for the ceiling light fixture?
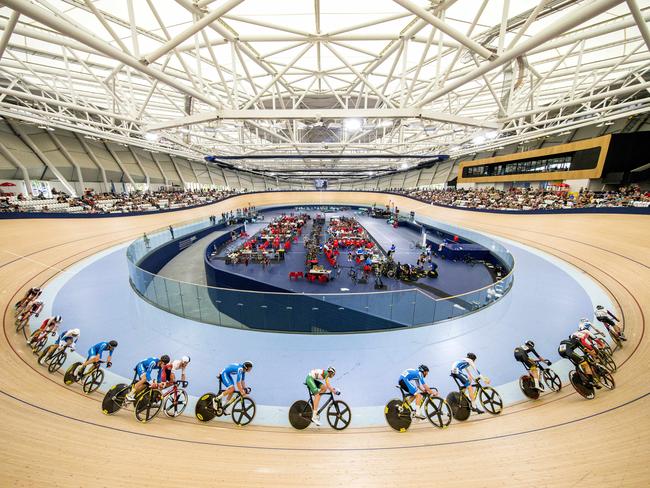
[344,118,362,131]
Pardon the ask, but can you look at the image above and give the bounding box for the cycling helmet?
[181,355,190,364]
[578,318,591,330]
[160,354,171,364]
[418,364,429,373]
[467,352,477,361]
[243,361,253,370]
[32,287,41,294]
[327,366,336,376]
[54,315,62,323]
[70,328,80,336]
[596,305,604,310]
[525,340,535,349]
[108,340,118,348]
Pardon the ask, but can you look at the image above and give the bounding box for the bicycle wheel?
[102,383,129,414]
[569,371,595,400]
[135,389,162,423]
[446,392,470,421]
[231,397,256,426]
[384,399,411,432]
[32,336,48,355]
[542,369,562,392]
[326,400,351,430]
[83,368,104,394]
[478,386,503,415]
[424,396,452,428]
[51,353,68,374]
[194,392,218,422]
[519,375,539,400]
[594,365,616,390]
[288,400,312,430]
[164,389,188,418]
[597,352,617,373]
[63,361,80,382]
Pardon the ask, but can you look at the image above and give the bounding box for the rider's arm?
[180,365,186,382]
[608,310,620,321]
[325,376,337,393]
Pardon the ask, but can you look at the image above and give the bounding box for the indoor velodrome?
[1,1,650,487]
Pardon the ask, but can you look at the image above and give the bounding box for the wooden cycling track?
[1,191,649,487]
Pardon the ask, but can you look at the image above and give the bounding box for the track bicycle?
[38,343,70,374]
[569,355,615,400]
[518,359,562,400]
[102,372,163,423]
[446,375,503,421]
[195,378,256,426]
[160,380,189,418]
[64,359,106,394]
[29,329,54,355]
[288,385,351,430]
[384,385,452,432]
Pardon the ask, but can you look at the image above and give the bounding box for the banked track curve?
[1,191,649,487]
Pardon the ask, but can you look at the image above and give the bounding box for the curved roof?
[1,0,649,175]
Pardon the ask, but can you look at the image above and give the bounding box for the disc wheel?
[102,383,129,414]
[384,399,411,432]
[135,389,163,423]
[164,390,189,418]
[288,400,312,430]
[424,396,452,428]
[569,370,595,400]
[50,352,67,374]
[83,368,104,394]
[63,361,81,382]
[194,392,218,422]
[594,365,616,390]
[327,400,351,430]
[519,375,540,400]
[478,386,503,414]
[542,368,562,392]
[446,391,470,421]
[231,397,256,426]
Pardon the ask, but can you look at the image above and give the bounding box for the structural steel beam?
[141,0,244,65]
[147,108,499,131]
[2,0,220,109]
[0,11,20,61]
[418,0,626,106]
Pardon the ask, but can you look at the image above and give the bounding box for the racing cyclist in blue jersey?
[73,340,117,379]
[126,355,171,402]
[398,364,438,419]
[215,361,253,410]
[451,353,485,414]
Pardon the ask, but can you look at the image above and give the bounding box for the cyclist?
[398,364,438,419]
[451,353,484,414]
[15,287,42,313]
[16,300,44,329]
[40,328,80,363]
[572,328,606,353]
[126,355,171,402]
[595,305,626,341]
[28,315,62,347]
[558,336,599,389]
[514,340,550,391]
[305,366,337,426]
[215,361,253,411]
[160,356,191,387]
[74,340,117,378]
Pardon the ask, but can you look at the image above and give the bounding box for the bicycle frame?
[308,390,335,416]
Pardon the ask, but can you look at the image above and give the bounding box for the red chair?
[318,275,329,283]
[307,273,317,282]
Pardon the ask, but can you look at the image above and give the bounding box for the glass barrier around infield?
[126,214,515,333]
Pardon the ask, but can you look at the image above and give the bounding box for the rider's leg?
[414,392,424,418]
[127,375,148,401]
[76,355,98,376]
[530,365,541,389]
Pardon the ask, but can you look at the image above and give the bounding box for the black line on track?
[1,387,648,451]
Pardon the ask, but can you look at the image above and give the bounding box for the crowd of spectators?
[0,187,245,214]
[390,185,650,211]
